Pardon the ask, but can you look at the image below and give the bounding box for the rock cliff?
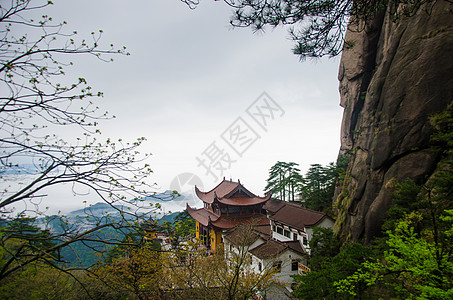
[334,1,453,243]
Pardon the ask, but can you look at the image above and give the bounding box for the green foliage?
[382,178,423,232]
[430,101,453,152]
[306,227,341,270]
[302,155,348,212]
[0,262,75,300]
[333,107,453,298]
[293,233,374,299]
[301,163,334,211]
[173,209,196,238]
[265,157,348,211]
[95,243,163,299]
[293,227,373,299]
[60,225,130,267]
[336,212,453,299]
[264,161,304,201]
[0,217,59,280]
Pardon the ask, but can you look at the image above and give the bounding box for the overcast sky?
[19,0,344,213]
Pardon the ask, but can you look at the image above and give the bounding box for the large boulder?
[334,1,453,243]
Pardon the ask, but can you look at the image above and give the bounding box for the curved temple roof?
[195,178,270,206]
[187,204,269,229]
[186,204,219,227]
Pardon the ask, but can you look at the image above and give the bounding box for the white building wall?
[305,217,335,241]
[249,238,266,250]
[271,220,298,242]
[250,249,305,288]
[270,220,309,251]
[272,250,302,286]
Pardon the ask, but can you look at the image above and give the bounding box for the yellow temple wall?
[210,229,224,252]
[195,221,200,239]
[215,230,223,250]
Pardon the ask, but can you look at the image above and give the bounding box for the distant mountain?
[138,190,180,202]
[158,211,180,225]
[0,164,58,175]
[67,202,125,218]
[38,189,202,235]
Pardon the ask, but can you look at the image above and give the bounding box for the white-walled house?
[221,200,335,292]
[223,223,306,288]
[248,239,306,286]
[266,200,335,255]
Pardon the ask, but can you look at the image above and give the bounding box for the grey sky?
[32,0,343,212]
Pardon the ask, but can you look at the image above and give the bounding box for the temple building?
[187,178,271,251]
[264,199,335,255]
[224,200,335,289]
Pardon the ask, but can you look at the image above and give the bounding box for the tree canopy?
[0,0,160,287]
[264,161,303,201]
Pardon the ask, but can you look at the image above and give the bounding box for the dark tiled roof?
[263,199,286,214]
[186,205,219,226]
[249,239,287,259]
[249,238,306,260]
[223,224,262,246]
[270,202,329,230]
[224,223,271,247]
[195,179,242,200]
[283,240,305,254]
[254,224,271,237]
[212,213,269,229]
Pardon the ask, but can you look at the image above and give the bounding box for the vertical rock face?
[335,1,453,243]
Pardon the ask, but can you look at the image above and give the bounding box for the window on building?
[284,229,291,238]
[303,236,308,245]
[277,227,283,235]
[259,262,262,272]
[291,260,299,271]
[293,232,298,241]
[272,225,277,232]
[273,261,282,273]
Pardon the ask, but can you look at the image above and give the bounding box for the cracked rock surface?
[334,1,453,243]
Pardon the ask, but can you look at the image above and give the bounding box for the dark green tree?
[173,210,196,238]
[293,228,373,299]
[306,227,341,270]
[301,159,347,212]
[264,161,303,201]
